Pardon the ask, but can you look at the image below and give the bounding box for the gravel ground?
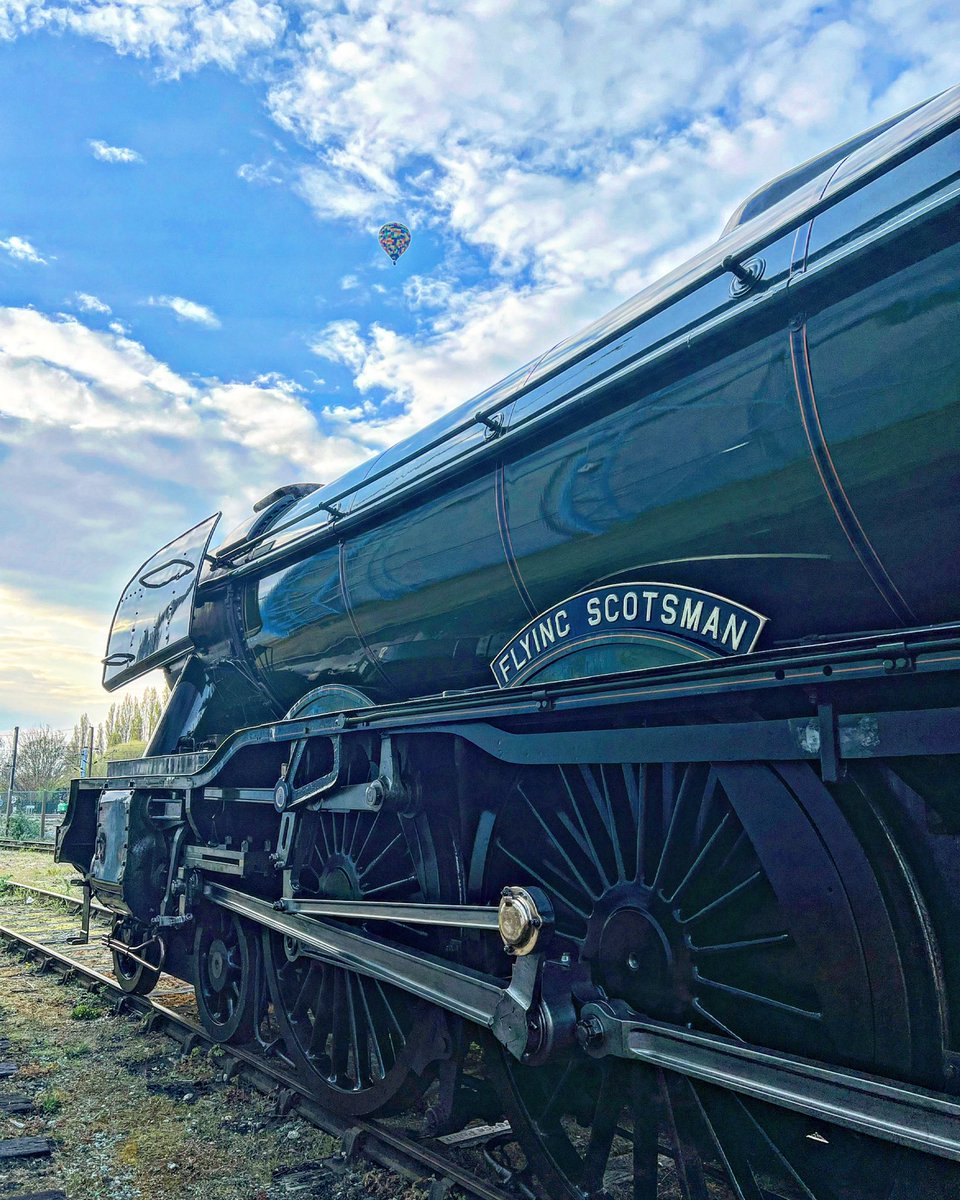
[0,947,430,1200]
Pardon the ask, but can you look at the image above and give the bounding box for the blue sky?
[1,0,959,731]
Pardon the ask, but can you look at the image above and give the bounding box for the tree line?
[1,685,169,794]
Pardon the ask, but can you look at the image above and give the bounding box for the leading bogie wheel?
[478,757,954,1200]
[111,916,163,995]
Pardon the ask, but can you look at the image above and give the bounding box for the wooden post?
[3,725,18,837]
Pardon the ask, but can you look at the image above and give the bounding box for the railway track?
[0,838,55,852]
[0,881,523,1200]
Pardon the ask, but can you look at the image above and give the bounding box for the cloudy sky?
[1,0,958,733]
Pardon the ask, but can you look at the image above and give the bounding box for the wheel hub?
[208,937,229,992]
[319,853,362,901]
[583,885,691,1021]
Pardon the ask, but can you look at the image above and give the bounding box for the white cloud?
[308,319,369,373]
[149,295,221,329]
[339,274,359,291]
[2,1,960,724]
[264,0,960,445]
[0,582,109,728]
[296,166,385,222]
[0,305,377,724]
[88,138,143,163]
[0,0,287,76]
[74,292,111,314]
[0,235,46,265]
[237,159,285,186]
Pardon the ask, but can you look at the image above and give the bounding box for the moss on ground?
[0,951,420,1200]
[0,847,77,893]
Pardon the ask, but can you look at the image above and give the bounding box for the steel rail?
[0,902,517,1200]
[0,879,111,916]
[0,838,54,853]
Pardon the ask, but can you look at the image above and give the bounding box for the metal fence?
[2,789,68,841]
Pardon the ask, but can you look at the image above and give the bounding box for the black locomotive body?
[59,87,960,1199]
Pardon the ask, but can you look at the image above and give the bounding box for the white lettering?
[498,654,512,681]
[643,590,658,621]
[511,645,526,672]
[723,613,748,651]
[520,632,533,659]
[622,590,638,621]
[604,593,619,623]
[700,606,721,639]
[587,597,602,627]
[680,598,703,631]
[555,608,570,638]
[661,593,678,625]
[539,619,556,647]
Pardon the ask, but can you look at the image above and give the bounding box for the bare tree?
[14,726,70,792]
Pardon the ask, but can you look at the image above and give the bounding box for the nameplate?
[492,583,766,688]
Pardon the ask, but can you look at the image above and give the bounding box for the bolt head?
[576,1016,605,1050]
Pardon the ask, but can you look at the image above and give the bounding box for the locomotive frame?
[57,84,960,1199]
[60,621,960,1197]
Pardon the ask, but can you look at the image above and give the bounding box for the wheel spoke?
[693,970,823,1020]
[346,973,367,1087]
[580,1064,624,1194]
[653,763,708,894]
[495,838,592,920]
[629,1067,660,1200]
[690,931,790,956]
[519,782,601,900]
[690,1083,766,1200]
[354,809,382,866]
[664,812,733,906]
[356,977,387,1080]
[560,765,614,890]
[363,874,420,899]
[336,974,355,1080]
[661,1072,709,1200]
[359,831,404,881]
[675,870,763,926]
[623,763,645,884]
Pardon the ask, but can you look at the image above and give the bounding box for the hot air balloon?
[378,222,411,264]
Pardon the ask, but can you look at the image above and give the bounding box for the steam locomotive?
[58,85,960,1199]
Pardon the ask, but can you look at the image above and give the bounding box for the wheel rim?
[264,802,459,1116]
[111,917,162,995]
[480,759,947,1200]
[194,907,258,1042]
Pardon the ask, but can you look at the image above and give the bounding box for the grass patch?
[39,1087,63,1114]
[70,1001,102,1021]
